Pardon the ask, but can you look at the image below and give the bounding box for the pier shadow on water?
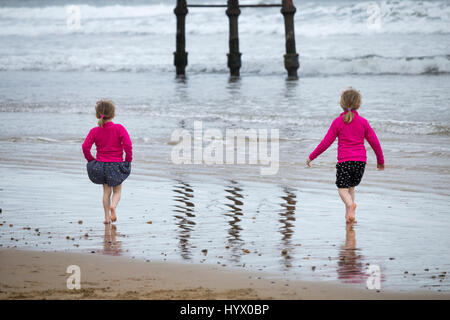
[224,180,245,263]
[279,187,297,269]
[172,180,196,260]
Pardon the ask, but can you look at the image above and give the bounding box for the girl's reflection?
[103,224,122,256]
[337,223,365,284]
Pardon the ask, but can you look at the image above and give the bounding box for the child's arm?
[364,120,384,167]
[82,129,95,162]
[308,118,339,164]
[120,126,133,162]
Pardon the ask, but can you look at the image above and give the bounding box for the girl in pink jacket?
[307,88,384,224]
[82,100,133,224]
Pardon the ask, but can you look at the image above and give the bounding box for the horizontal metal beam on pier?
[188,4,282,8]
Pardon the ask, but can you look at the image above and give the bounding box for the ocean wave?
[1,54,449,76]
[0,136,83,143]
[1,105,449,137]
[1,1,449,77]
[0,1,449,36]
[302,54,450,76]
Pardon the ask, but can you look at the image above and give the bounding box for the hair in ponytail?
[95,99,115,127]
[340,87,361,123]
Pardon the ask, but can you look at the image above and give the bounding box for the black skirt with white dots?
[335,161,366,189]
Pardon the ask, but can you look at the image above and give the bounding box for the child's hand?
[377,163,385,170]
[306,157,311,167]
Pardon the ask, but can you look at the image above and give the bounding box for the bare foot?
[110,206,117,222]
[346,203,357,223]
[103,219,111,224]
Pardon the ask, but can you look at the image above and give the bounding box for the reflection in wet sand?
[279,187,296,268]
[173,180,196,260]
[337,223,365,284]
[103,224,122,256]
[224,180,244,263]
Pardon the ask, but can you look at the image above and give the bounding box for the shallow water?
[1,164,449,292]
[1,71,450,292]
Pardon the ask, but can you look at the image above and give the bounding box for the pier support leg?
[281,0,299,79]
[226,0,242,77]
[174,0,188,76]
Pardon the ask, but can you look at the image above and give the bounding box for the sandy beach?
[1,248,448,300]
[1,162,449,294]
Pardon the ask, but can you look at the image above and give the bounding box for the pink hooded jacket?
[309,110,384,164]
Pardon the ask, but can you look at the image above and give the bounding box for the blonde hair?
[340,87,361,123]
[95,99,115,127]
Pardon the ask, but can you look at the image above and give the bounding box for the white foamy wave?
[1,53,449,76]
[370,120,450,136]
[1,103,449,137]
[0,1,449,37]
[295,0,450,37]
[0,4,173,36]
[0,136,81,143]
[301,54,450,76]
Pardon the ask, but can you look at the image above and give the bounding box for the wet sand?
[1,248,448,300]
[1,164,449,293]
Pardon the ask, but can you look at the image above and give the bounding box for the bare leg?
[349,187,355,203]
[102,184,112,224]
[348,187,357,223]
[338,188,357,223]
[110,184,122,222]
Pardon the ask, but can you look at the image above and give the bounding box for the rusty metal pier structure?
[174,0,299,79]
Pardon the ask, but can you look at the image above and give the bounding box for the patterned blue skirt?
[87,160,131,187]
